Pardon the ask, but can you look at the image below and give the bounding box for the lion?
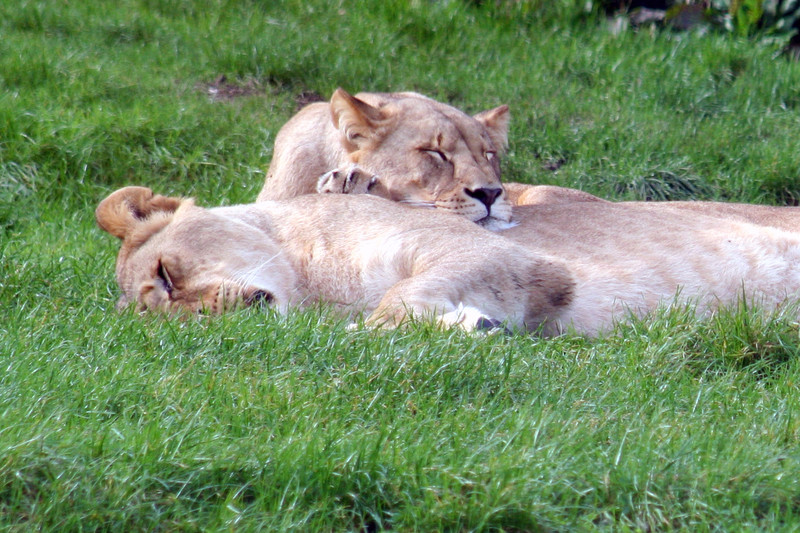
[260,89,800,234]
[97,186,574,335]
[97,186,800,336]
[257,88,600,229]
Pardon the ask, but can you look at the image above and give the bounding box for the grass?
[3,0,800,530]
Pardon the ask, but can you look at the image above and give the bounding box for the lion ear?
[330,88,389,150]
[474,104,510,154]
[96,186,184,240]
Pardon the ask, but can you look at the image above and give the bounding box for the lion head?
[96,186,296,314]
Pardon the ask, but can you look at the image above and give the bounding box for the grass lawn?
[3,0,800,530]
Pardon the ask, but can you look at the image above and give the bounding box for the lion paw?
[316,165,379,195]
[439,303,510,334]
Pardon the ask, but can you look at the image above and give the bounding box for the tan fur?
[98,187,800,336]
[258,89,516,224]
[631,201,800,232]
[502,182,607,206]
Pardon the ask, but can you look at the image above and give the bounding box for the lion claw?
[317,165,379,195]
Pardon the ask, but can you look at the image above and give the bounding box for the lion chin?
[98,186,800,337]
[475,215,518,231]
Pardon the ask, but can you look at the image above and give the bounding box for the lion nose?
[465,187,503,211]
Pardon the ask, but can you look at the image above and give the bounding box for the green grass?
[3,0,800,530]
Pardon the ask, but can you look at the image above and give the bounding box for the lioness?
[97,186,800,336]
[261,90,800,232]
[98,186,573,335]
[257,89,602,228]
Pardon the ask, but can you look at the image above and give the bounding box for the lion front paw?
[316,165,379,195]
[439,304,511,335]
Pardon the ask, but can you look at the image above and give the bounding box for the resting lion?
[97,186,800,336]
[257,89,600,229]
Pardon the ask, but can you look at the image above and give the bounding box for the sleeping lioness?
[258,89,600,228]
[97,186,573,335]
[261,89,800,233]
[97,186,800,336]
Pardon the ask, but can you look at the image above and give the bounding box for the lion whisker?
[230,252,283,289]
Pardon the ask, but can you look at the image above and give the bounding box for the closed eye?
[421,148,448,163]
[157,260,174,295]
